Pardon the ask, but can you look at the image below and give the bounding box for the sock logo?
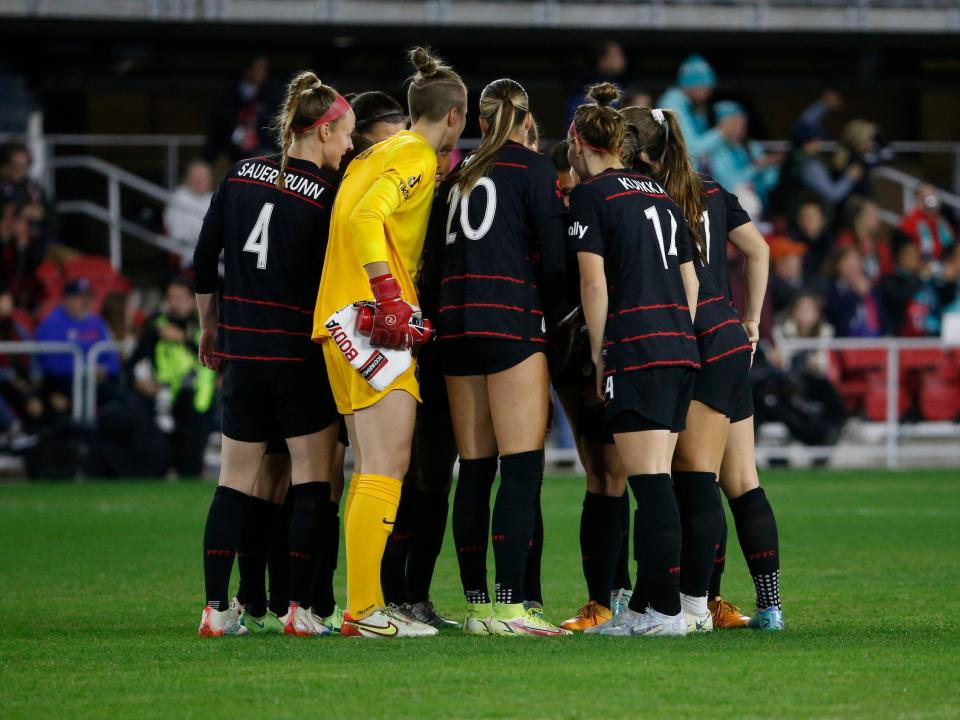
[382,517,395,525]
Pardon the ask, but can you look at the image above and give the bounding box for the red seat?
[919,376,960,421]
[864,372,909,422]
[900,349,947,372]
[840,349,887,373]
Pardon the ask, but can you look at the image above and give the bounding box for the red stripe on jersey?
[494,161,528,169]
[604,359,701,376]
[705,188,721,195]
[438,303,528,313]
[618,302,689,315]
[697,296,725,308]
[226,177,327,209]
[214,351,306,362]
[605,189,668,202]
[222,295,314,315]
[704,344,753,363]
[618,331,697,343]
[529,337,547,344]
[254,156,336,188]
[697,319,740,338]
[218,323,311,337]
[441,330,524,341]
[441,274,527,285]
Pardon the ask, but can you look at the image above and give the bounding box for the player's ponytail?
[620,106,706,261]
[569,83,625,156]
[407,47,467,123]
[456,78,529,192]
[272,71,340,190]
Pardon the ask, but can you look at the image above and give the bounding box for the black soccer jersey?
[193,154,337,362]
[698,174,751,302]
[569,168,699,377]
[436,141,567,345]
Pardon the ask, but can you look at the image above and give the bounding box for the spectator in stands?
[824,245,887,338]
[773,291,835,376]
[163,159,213,262]
[789,195,834,283]
[101,291,139,357]
[128,277,215,476]
[204,56,280,165]
[0,199,44,308]
[896,243,960,337]
[565,40,626,124]
[898,183,956,263]
[831,119,893,206]
[657,54,738,168]
[707,100,781,218]
[0,291,41,447]
[770,93,863,220]
[33,278,119,412]
[880,236,926,336]
[837,196,892,281]
[768,235,807,315]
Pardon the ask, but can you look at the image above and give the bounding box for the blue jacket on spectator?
[34,305,118,378]
[708,101,780,212]
[657,56,723,167]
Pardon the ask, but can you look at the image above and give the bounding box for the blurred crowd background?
[1,5,959,477]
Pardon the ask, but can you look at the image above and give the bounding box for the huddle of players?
[194,46,783,639]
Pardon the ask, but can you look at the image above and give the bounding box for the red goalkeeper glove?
[365,274,414,349]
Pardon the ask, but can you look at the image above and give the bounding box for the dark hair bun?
[409,47,440,77]
[586,82,621,108]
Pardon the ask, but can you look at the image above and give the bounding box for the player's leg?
[486,352,568,636]
[447,372,499,634]
[672,400,730,633]
[720,416,784,631]
[312,434,347,632]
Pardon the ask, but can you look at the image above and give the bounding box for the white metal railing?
[0,341,85,423]
[84,341,124,425]
[772,336,959,469]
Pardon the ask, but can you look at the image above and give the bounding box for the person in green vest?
[130,276,216,476]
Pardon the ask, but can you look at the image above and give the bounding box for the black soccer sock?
[237,495,279,618]
[729,487,781,610]
[310,499,340,618]
[612,491,632,591]
[523,479,544,606]
[202,486,247,611]
[406,490,449,604]
[580,491,621,607]
[267,492,293,616]
[673,471,724,600]
[627,474,682,617]
[492,450,543,605]
[381,483,417,605]
[288,482,331,609]
[453,456,498,604]
[709,508,728,599]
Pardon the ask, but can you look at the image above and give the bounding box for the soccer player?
[438,78,568,637]
[568,84,700,638]
[622,107,782,631]
[312,47,467,639]
[194,72,355,637]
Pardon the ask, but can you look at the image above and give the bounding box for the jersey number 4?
[445,178,497,244]
[644,206,678,269]
[243,202,274,269]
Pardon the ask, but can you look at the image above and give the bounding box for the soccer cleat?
[585,606,644,636]
[407,601,460,630]
[685,611,713,634]
[240,610,284,635]
[560,601,613,632]
[611,588,633,617]
[748,606,784,631]
[462,603,493,636]
[488,603,571,637]
[709,597,750,629]
[282,603,331,637]
[198,604,248,637]
[341,606,438,639]
[586,606,687,637]
[318,605,344,634]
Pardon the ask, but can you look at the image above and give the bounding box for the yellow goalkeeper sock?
[343,473,359,524]
[345,473,401,620]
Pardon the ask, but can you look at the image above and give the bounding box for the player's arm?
[193,183,225,370]
[530,163,569,330]
[349,144,435,349]
[569,185,607,400]
[676,218,699,323]
[724,189,769,348]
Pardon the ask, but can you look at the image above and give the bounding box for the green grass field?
[1,470,958,719]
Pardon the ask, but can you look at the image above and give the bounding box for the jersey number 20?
[445,178,497,244]
[644,205,678,269]
[243,202,274,269]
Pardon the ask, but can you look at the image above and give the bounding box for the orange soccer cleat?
[708,597,751,629]
[560,601,613,632]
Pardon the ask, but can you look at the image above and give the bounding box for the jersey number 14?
[243,202,274,269]
[644,205,678,269]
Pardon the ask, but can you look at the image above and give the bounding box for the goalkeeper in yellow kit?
[313,47,467,638]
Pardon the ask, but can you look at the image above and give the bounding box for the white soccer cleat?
[341,605,439,639]
[462,602,493,636]
[631,608,688,637]
[282,603,331,637]
[685,610,714,633]
[585,606,645,636]
[198,603,248,637]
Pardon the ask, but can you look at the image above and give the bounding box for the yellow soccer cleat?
[708,597,750,629]
[560,601,613,632]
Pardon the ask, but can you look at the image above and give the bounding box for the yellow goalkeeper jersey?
[313,130,438,341]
